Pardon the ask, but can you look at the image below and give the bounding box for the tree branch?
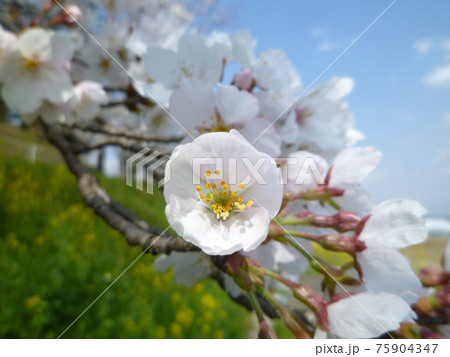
[43,120,197,255]
[62,121,184,143]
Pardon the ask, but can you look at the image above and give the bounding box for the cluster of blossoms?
[1,0,448,339]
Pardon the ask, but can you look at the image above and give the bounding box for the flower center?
[99,57,111,71]
[199,116,233,134]
[196,170,253,221]
[21,55,41,72]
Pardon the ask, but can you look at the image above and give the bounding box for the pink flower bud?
[232,67,254,91]
[420,327,446,339]
[225,254,265,291]
[321,234,366,253]
[292,284,329,331]
[418,265,450,287]
[63,4,83,24]
[258,321,277,339]
[436,285,450,308]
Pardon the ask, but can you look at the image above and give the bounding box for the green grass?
[0,154,250,338]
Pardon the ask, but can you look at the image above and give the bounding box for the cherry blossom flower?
[356,199,428,302]
[0,28,74,114]
[285,147,381,215]
[73,81,109,121]
[170,77,281,156]
[143,32,223,90]
[232,30,301,95]
[316,292,415,339]
[163,130,283,255]
[280,77,364,160]
[82,22,130,88]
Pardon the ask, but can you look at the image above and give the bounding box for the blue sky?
[216,0,450,216]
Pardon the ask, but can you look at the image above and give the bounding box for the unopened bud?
[321,234,366,253]
[52,4,83,26]
[280,192,293,211]
[335,210,360,231]
[295,185,345,202]
[292,284,329,331]
[225,254,265,291]
[419,265,450,287]
[420,327,446,339]
[258,320,277,339]
[436,285,450,308]
[64,5,83,24]
[413,295,439,315]
[279,308,311,339]
[268,222,285,239]
[232,67,254,91]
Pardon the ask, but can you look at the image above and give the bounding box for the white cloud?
[414,37,450,57]
[311,26,341,52]
[311,27,327,38]
[423,64,450,87]
[414,39,434,55]
[317,39,340,52]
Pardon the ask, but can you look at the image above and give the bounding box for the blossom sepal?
[225,254,265,291]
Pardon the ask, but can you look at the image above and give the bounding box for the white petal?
[178,32,222,85]
[358,242,421,302]
[237,118,282,157]
[278,111,300,145]
[328,147,382,188]
[51,32,75,68]
[166,196,270,255]
[216,84,259,125]
[153,252,212,287]
[19,28,52,62]
[247,240,311,281]
[232,30,256,68]
[0,28,18,64]
[2,74,43,113]
[39,67,74,105]
[360,199,428,248]
[326,77,354,101]
[143,47,180,88]
[328,292,415,338]
[313,328,329,339]
[284,150,328,193]
[169,77,215,131]
[333,188,376,217]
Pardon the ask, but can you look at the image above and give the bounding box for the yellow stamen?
[238,183,245,189]
[246,201,254,208]
[205,170,211,177]
[200,194,205,199]
[196,185,202,192]
[215,170,220,175]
